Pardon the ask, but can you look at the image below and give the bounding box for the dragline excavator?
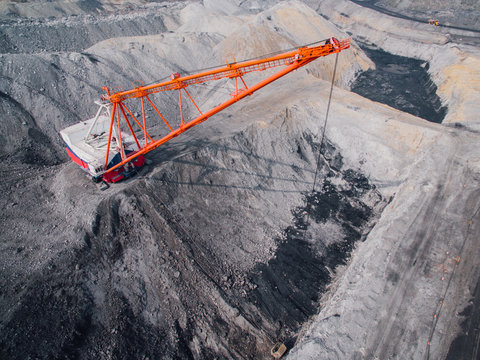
[60,37,350,183]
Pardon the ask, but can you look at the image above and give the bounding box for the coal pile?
[351,45,447,123]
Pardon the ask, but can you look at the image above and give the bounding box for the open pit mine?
[0,0,479,359]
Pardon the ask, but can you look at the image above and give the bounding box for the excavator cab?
[428,19,439,26]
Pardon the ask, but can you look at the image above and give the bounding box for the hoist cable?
[299,51,339,245]
[312,51,339,193]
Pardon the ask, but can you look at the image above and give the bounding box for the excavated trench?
[350,44,447,123]
[0,125,386,359]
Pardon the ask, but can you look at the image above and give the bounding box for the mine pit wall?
[286,129,480,360]
[317,0,480,128]
[0,3,185,54]
[350,45,447,123]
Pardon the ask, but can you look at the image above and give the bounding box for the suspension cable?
[299,51,338,241]
[312,51,339,192]
[292,51,340,350]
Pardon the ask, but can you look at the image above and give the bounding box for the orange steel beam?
[104,103,116,169]
[141,97,147,146]
[103,39,350,103]
[239,76,248,90]
[119,103,141,150]
[116,107,125,161]
[122,102,154,143]
[184,87,203,115]
[102,38,350,175]
[178,89,184,127]
[145,95,173,132]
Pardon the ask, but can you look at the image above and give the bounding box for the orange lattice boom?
[60,38,350,183]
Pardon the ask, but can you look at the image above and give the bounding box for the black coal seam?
[246,167,382,344]
[350,44,447,123]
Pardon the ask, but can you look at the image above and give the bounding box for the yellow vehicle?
[271,343,287,358]
[428,19,439,26]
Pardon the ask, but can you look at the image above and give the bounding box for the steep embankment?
[0,9,177,54]
[287,116,480,359]
[286,1,480,359]
[350,46,447,123]
[0,0,183,19]
[317,0,480,129]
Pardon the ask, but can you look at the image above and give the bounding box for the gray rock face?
[0,12,169,54]
[376,0,480,13]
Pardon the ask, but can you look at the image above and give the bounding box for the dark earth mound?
[0,130,386,359]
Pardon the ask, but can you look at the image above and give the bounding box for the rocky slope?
[0,1,479,359]
[287,1,480,359]
[317,0,480,129]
